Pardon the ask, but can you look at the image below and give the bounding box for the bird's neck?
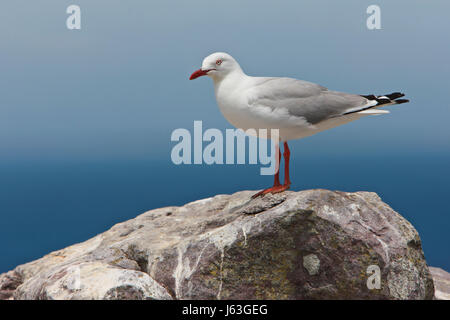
[212,69,248,92]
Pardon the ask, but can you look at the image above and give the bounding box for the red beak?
[189,68,212,80]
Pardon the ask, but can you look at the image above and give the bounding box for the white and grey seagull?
[189,52,409,198]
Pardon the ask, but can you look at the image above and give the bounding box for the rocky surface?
[429,267,450,300]
[0,189,437,300]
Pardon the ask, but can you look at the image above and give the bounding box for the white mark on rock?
[216,250,225,300]
[241,222,253,247]
[435,290,450,300]
[376,238,390,264]
[349,203,361,217]
[242,227,247,247]
[173,246,185,298]
[203,224,240,252]
[351,197,391,265]
[197,221,251,300]
[303,254,320,276]
[186,197,213,206]
[321,205,336,216]
[65,265,81,291]
[173,243,208,299]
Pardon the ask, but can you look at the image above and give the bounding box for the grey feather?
[247,77,370,124]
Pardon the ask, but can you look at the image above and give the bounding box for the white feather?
[358,109,390,115]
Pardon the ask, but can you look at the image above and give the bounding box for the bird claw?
[251,184,290,199]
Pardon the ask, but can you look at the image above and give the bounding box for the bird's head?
[189,52,242,81]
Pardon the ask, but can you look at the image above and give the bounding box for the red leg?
[252,142,290,199]
[283,141,291,187]
[273,147,281,187]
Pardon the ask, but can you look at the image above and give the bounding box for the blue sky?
[0,1,449,272]
[1,0,449,162]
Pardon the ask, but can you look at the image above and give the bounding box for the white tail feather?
[358,109,390,115]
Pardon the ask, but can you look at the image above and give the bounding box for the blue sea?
[1,150,449,273]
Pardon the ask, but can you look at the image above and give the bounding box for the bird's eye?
[215,59,222,65]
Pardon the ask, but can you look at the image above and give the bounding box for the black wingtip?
[375,98,392,105]
[386,92,405,100]
[361,92,409,105]
[361,94,377,100]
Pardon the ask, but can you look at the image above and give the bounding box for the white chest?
[214,79,251,129]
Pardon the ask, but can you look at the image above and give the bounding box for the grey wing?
[247,77,371,124]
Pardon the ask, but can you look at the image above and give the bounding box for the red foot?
[251,184,290,199]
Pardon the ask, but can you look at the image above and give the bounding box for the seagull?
[189,52,409,198]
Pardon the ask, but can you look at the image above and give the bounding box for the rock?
[14,261,172,300]
[0,270,22,300]
[429,267,450,300]
[0,189,435,300]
